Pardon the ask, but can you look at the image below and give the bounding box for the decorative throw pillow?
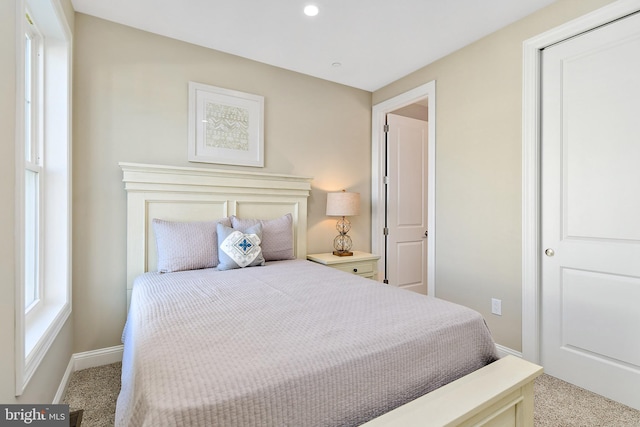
[230,213,294,261]
[217,223,266,271]
[152,217,231,273]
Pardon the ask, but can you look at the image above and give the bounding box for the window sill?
[22,301,70,389]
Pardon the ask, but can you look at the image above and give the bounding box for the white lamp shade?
[326,192,360,216]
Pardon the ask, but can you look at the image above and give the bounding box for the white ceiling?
[70,0,557,92]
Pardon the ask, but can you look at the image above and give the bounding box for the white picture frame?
[188,82,264,167]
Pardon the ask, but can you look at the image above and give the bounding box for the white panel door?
[387,114,428,294]
[541,11,640,410]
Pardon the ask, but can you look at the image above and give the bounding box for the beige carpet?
[533,374,640,427]
[64,362,640,426]
[63,362,121,427]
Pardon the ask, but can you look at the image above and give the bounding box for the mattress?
[115,259,498,427]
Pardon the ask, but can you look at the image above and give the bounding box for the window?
[15,0,72,396]
[24,12,43,313]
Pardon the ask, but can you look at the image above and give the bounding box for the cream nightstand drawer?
[333,261,375,278]
[306,251,380,280]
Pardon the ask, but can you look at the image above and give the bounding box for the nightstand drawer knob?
[353,268,358,272]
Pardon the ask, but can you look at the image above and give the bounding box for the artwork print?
[188,82,264,167]
[205,103,250,151]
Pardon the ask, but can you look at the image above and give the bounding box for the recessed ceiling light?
[304,5,319,17]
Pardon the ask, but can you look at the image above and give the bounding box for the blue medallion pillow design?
[217,222,266,270]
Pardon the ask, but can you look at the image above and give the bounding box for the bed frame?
[120,162,542,427]
[120,162,313,307]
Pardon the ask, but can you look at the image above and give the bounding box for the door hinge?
[383,227,389,236]
[383,124,389,133]
[383,176,389,185]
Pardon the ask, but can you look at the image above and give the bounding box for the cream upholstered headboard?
[120,162,312,306]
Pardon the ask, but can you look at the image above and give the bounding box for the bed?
[117,162,542,427]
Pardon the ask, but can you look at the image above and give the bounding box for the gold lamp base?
[332,250,353,257]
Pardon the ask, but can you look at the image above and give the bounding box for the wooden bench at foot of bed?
[362,355,543,427]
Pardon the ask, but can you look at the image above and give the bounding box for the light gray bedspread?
[116,260,498,427]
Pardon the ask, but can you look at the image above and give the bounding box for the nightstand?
[307,251,381,280]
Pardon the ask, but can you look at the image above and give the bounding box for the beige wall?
[373,0,615,351]
[72,14,372,353]
[0,0,74,404]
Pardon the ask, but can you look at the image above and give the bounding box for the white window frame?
[15,0,72,396]
[23,9,44,316]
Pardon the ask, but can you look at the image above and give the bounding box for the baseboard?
[53,345,124,404]
[73,345,124,371]
[496,344,523,359]
[52,357,75,404]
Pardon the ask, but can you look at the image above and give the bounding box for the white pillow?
[216,223,266,271]
[230,213,294,261]
[152,218,231,273]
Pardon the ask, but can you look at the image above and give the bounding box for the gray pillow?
[230,213,294,261]
[152,217,231,273]
[217,222,266,271]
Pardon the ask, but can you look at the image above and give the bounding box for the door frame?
[521,0,640,364]
[371,81,436,295]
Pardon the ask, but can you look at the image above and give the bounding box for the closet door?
[541,11,640,410]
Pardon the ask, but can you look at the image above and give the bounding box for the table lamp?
[326,190,360,256]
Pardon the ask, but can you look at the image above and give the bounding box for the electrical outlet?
[491,298,502,316]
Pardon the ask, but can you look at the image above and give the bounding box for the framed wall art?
[188,81,264,167]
